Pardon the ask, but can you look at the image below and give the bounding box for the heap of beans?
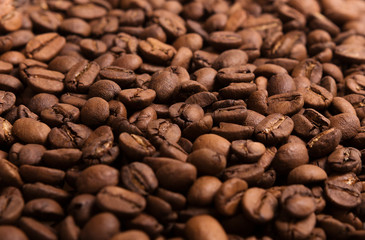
[0,0,365,239]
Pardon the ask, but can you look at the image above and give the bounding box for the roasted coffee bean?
[273,139,309,174]
[223,164,265,186]
[23,198,64,220]
[242,187,278,223]
[22,182,70,203]
[19,216,58,240]
[144,157,197,192]
[0,74,23,93]
[27,93,59,115]
[19,165,65,186]
[300,83,333,110]
[9,143,45,166]
[80,212,120,240]
[0,187,24,224]
[12,118,50,144]
[187,148,226,176]
[185,215,228,240]
[231,140,266,163]
[96,186,146,216]
[188,176,222,206]
[325,172,362,209]
[307,128,342,158]
[119,132,155,161]
[65,60,100,93]
[280,185,316,218]
[25,33,66,62]
[287,164,327,184]
[0,225,28,240]
[48,122,92,149]
[254,113,294,145]
[80,97,109,127]
[275,212,316,240]
[329,113,360,141]
[147,119,181,147]
[23,67,65,94]
[58,215,80,240]
[292,108,330,140]
[121,162,158,196]
[82,125,118,165]
[327,147,362,173]
[267,92,304,115]
[76,164,119,194]
[40,103,80,127]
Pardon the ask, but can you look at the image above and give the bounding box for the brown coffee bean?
[329,113,360,141]
[0,187,24,224]
[121,162,158,196]
[327,147,362,173]
[96,186,146,216]
[187,176,222,206]
[139,38,176,64]
[67,3,107,20]
[267,91,304,115]
[65,60,100,93]
[58,216,80,240]
[48,122,92,149]
[223,163,265,186]
[307,128,342,157]
[214,178,247,216]
[12,118,50,144]
[185,215,228,240]
[110,230,149,240]
[0,226,28,240]
[287,164,327,184]
[23,198,64,220]
[80,212,120,240]
[19,216,57,240]
[26,33,66,62]
[22,182,71,203]
[80,97,109,127]
[325,172,362,209]
[275,212,316,240]
[30,10,62,32]
[76,164,119,194]
[119,132,155,161]
[242,187,278,223]
[254,113,294,145]
[19,165,65,186]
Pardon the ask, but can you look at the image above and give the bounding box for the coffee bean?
[254,113,294,145]
[223,164,265,186]
[188,176,222,206]
[325,173,362,209]
[80,212,120,240]
[23,198,64,221]
[242,187,278,223]
[0,187,24,224]
[0,225,28,240]
[275,212,316,240]
[65,60,100,93]
[119,132,155,161]
[19,216,57,240]
[22,182,70,203]
[214,178,247,216]
[110,230,149,240]
[329,113,360,141]
[121,162,158,196]
[58,216,80,240]
[26,33,66,62]
[12,118,50,144]
[76,164,119,194]
[287,164,327,184]
[185,215,228,240]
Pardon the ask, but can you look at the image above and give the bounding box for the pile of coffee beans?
[0,0,365,239]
